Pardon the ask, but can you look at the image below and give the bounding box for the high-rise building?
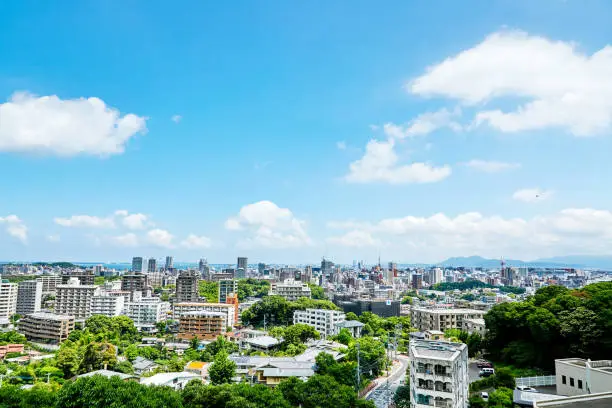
[132,257,144,273]
[199,259,211,280]
[0,280,18,320]
[60,270,95,285]
[124,297,170,333]
[301,266,313,283]
[56,278,98,321]
[121,272,150,301]
[16,280,43,315]
[218,279,237,304]
[257,263,266,275]
[237,257,248,273]
[147,258,157,273]
[410,340,468,408]
[412,273,423,289]
[165,256,174,270]
[321,258,334,277]
[176,270,199,303]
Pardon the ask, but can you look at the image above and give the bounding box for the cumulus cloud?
[54,215,115,229]
[146,229,174,248]
[464,160,521,173]
[410,30,612,136]
[225,200,311,248]
[0,92,147,156]
[383,108,462,139]
[181,234,212,249]
[0,215,28,243]
[344,138,451,184]
[171,114,182,123]
[513,188,553,203]
[114,210,150,230]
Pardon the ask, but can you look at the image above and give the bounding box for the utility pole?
[264,314,267,331]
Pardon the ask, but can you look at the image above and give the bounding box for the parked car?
[480,392,489,401]
[479,368,495,377]
[516,386,538,393]
[477,360,493,368]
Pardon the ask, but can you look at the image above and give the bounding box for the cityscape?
[2,1,612,408]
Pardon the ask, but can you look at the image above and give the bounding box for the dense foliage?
[484,282,612,368]
[241,295,339,326]
[237,278,270,301]
[308,283,326,300]
[432,279,525,294]
[198,281,219,302]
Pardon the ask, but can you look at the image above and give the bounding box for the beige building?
[411,307,485,332]
[36,275,63,295]
[269,279,311,301]
[56,277,98,321]
[174,302,236,329]
[177,311,225,340]
[19,312,74,343]
[555,358,612,396]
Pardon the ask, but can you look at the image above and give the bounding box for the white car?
[480,392,489,401]
[516,386,539,393]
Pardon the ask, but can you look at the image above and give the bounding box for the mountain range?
[435,255,612,270]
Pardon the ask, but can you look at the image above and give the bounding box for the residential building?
[301,266,313,283]
[36,275,63,295]
[211,272,234,281]
[334,320,364,338]
[269,279,311,301]
[140,372,202,390]
[177,311,225,340]
[55,278,98,321]
[0,280,18,319]
[90,294,125,317]
[165,256,174,270]
[124,297,170,332]
[218,279,237,304]
[16,280,43,315]
[410,340,469,408]
[19,312,74,343]
[293,308,346,338]
[555,359,612,396]
[237,257,248,272]
[533,392,612,408]
[412,274,423,289]
[225,293,239,324]
[176,270,199,303]
[132,257,144,273]
[462,318,486,336]
[334,296,401,317]
[174,302,236,329]
[121,272,150,301]
[132,356,159,375]
[60,270,95,285]
[243,336,281,353]
[411,308,486,332]
[0,344,25,359]
[147,258,157,273]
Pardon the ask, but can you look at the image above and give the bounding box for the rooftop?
[412,307,486,314]
[76,370,136,380]
[26,312,74,321]
[244,336,280,348]
[534,392,612,408]
[335,320,365,328]
[140,372,201,386]
[410,340,466,361]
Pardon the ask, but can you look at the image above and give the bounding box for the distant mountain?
[533,255,612,270]
[435,255,596,269]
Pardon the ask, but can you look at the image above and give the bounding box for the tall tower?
[165,256,174,270]
[132,257,143,273]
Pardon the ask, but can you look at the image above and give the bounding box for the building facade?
[218,279,237,304]
[90,294,126,317]
[165,256,174,270]
[19,312,75,343]
[176,270,199,303]
[0,280,17,319]
[555,358,612,396]
[36,275,63,295]
[269,279,311,301]
[60,270,95,285]
[121,272,150,301]
[410,340,469,408]
[132,257,144,273]
[16,280,43,315]
[174,302,236,329]
[293,308,346,338]
[124,297,170,332]
[237,257,248,272]
[411,308,486,332]
[55,278,98,321]
[177,311,225,340]
[147,258,157,273]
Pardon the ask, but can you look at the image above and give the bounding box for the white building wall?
[16,280,43,315]
[293,308,346,338]
[91,295,125,317]
[0,282,18,319]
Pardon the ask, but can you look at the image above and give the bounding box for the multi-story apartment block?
[218,279,237,304]
[90,294,125,317]
[36,275,63,295]
[55,278,98,321]
[269,279,311,301]
[411,308,486,332]
[176,270,199,303]
[121,272,150,301]
[60,270,95,285]
[177,311,225,340]
[410,340,469,408]
[0,280,18,320]
[462,318,486,336]
[555,358,612,396]
[293,308,346,338]
[16,280,43,315]
[124,297,170,333]
[19,312,75,344]
[174,302,236,329]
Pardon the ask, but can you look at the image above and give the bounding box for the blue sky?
[1,0,612,264]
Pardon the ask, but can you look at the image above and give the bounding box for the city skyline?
[2,1,612,263]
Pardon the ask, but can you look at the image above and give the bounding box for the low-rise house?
[76,369,137,381]
[241,335,281,352]
[140,372,202,389]
[184,361,209,378]
[0,344,25,359]
[132,356,159,376]
[462,318,486,336]
[334,320,364,338]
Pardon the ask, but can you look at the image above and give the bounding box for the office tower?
[19,312,74,344]
[121,272,150,301]
[410,340,468,408]
[412,273,423,289]
[0,280,18,320]
[269,279,311,301]
[93,265,103,276]
[132,257,144,273]
[16,280,43,315]
[237,257,248,273]
[56,278,98,321]
[218,279,237,304]
[176,270,199,303]
[60,270,95,285]
[293,308,346,339]
[147,258,157,273]
[321,258,334,277]
[165,256,174,270]
[301,265,313,283]
[199,258,211,280]
[258,263,266,275]
[235,268,246,279]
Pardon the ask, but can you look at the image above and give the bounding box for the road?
[366,355,410,408]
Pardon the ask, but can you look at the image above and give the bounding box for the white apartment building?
[16,280,43,315]
[124,297,170,332]
[293,308,346,338]
[174,302,236,329]
[411,307,486,332]
[269,279,311,301]
[555,358,612,396]
[36,275,63,295]
[55,277,98,321]
[410,340,469,408]
[462,318,486,336]
[0,280,18,319]
[90,294,125,317]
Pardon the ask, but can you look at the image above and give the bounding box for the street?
[366,355,410,408]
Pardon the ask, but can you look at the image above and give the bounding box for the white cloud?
[513,188,553,203]
[171,114,182,123]
[119,212,150,230]
[181,234,212,249]
[111,233,139,247]
[47,235,60,243]
[225,200,311,248]
[336,141,347,150]
[0,215,28,243]
[327,230,381,248]
[54,215,115,229]
[464,160,521,173]
[0,92,147,156]
[344,138,451,184]
[410,30,612,136]
[383,108,462,139]
[146,229,174,248]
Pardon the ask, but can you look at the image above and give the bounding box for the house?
[76,369,137,381]
[254,366,315,386]
[140,372,202,389]
[184,361,209,378]
[424,330,445,341]
[241,335,281,352]
[132,356,159,375]
[334,320,364,338]
[0,344,25,359]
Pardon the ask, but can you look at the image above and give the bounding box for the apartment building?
[177,311,225,340]
[124,297,169,333]
[411,307,486,332]
[174,302,236,329]
[410,340,469,408]
[462,318,486,336]
[269,279,311,301]
[36,275,63,295]
[121,272,150,301]
[0,280,18,320]
[16,280,43,315]
[55,278,98,321]
[90,294,125,317]
[60,270,95,285]
[218,279,237,304]
[293,308,346,338]
[555,358,612,396]
[176,270,199,303]
[19,312,74,344]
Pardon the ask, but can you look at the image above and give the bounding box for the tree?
[124,344,138,361]
[199,281,219,302]
[80,342,117,373]
[488,387,514,408]
[336,328,353,345]
[208,350,237,385]
[393,385,411,408]
[56,343,80,378]
[467,396,487,408]
[345,312,358,321]
[494,367,515,389]
[283,323,320,345]
[308,283,326,300]
[347,337,386,378]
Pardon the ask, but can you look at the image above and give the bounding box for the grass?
[491,361,550,377]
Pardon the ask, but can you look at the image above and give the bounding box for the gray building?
[176,270,199,303]
[16,280,43,315]
[121,272,149,301]
[132,257,144,273]
[147,258,157,273]
[60,270,95,285]
[165,256,174,270]
[218,279,237,304]
[237,257,248,273]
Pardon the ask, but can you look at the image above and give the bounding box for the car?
[480,392,489,401]
[516,386,539,393]
[477,361,493,368]
[479,368,495,377]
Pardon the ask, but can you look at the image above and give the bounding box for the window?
[578,380,583,389]
[562,375,567,385]
[570,377,575,387]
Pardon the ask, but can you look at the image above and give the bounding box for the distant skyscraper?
[237,257,248,272]
[147,258,157,273]
[258,263,266,275]
[165,256,174,270]
[132,257,143,273]
[235,268,246,279]
[199,259,211,280]
[321,258,334,278]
